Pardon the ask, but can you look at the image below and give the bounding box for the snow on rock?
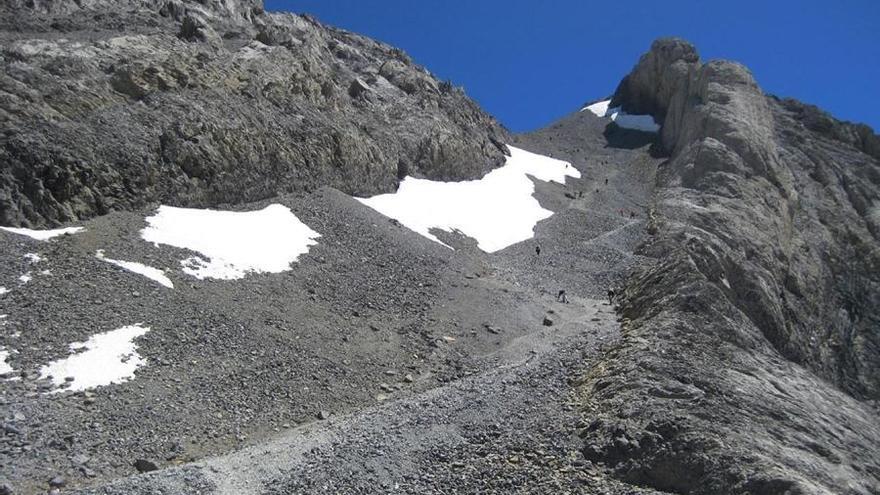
[357,145,580,253]
[0,348,13,375]
[583,100,611,117]
[24,253,43,263]
[141,204,321,280]
[96,250,173,288]
[39,324,150,392]
[582,99,660,132]
[0,226,84,240]
[18,273,31,284]
[0,287,8,295]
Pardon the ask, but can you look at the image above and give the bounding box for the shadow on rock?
[602,123,659,151]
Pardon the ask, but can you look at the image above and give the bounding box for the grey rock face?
[609,38,698,125]
[0,0,508,227]
[581,39,880,493]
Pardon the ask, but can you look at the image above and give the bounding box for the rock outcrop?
[0,0,508,227]
[581,38,880,493]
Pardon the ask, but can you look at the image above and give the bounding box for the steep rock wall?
[580,38,880,494]
[0,0,509,226]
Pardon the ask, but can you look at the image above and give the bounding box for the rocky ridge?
[581,38,880,494]
[0,0,508,227]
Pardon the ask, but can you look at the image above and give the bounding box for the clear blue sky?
[265,0,879,133]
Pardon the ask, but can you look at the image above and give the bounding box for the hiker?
[607,288,616,304]
[605,178,608,185]
[557,290,569,303]
[535,245,541,256]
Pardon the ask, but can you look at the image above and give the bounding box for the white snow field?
[141,204,321,280]
[96,250,174,288]
[39,324,150,392]
[357,145,580,253]
[583,99,660,132]
[0,226,84,240]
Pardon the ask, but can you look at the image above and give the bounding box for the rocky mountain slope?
[580,39,880,494]
[1,92,663,495]
[1,3,879,495]
[0,0,508,227]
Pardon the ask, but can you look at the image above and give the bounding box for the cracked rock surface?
[0,0,508,227]
[580,38,880,494]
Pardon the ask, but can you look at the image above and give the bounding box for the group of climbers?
[536,172,629,309]
[534,245,618,307]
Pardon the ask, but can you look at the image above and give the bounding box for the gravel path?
[77,295,666,495]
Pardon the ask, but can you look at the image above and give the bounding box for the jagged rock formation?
[0,0,508,227]
[581,39,880,493]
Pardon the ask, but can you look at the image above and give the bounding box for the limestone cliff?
[581,38,880,494]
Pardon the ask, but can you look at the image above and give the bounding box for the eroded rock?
[0,0,508,227]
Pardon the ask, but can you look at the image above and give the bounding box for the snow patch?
[357,145,580,253]
[583,100,611,116]
[0,226,83,241]
[24,253,43,263]
[96,250,173,288]
[0,348,13,375]
[0,287,7,295]
[141,204,321,280]
[18,273,31,284]
[582,99,660,132]
[39,324,150,392]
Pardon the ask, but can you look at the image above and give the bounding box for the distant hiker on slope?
[535,245,541,256]
[557,290,569,303]
[607,288,616,304]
